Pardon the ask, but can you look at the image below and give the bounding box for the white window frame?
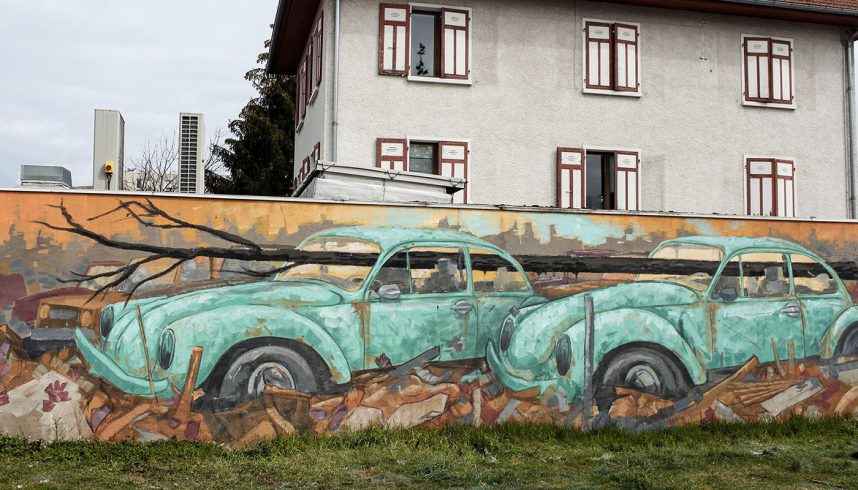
[581,18,642,98]
[741,34,796,110]
[582,145,643,211]
[406,3,473,86]
[743,154,798,217]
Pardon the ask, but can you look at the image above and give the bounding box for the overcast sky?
[0,0,278,187]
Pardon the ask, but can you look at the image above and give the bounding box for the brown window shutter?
[299,59,308,119]
[770,40,792,104]
[379,4,410,75]
[556,148,585,209]
[314,142,321,166]
[315,15,324,87]
[441,9,469,79]
[585,22,612,90]
[744,38,772,103]
[774,159,795,217]
[614,151,640,211]
[294,73,301,129]
[439,141,469,203]
[746,158,776,216]
[612,23,638,91]
[376,138,408,171]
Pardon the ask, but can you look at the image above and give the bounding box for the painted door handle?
[452,300,474,315]
[781,303,801,317]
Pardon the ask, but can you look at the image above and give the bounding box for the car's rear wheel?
[596,346,690,400]
[216,345,320,403]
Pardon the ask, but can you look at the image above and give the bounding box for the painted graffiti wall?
[1,188,858,446]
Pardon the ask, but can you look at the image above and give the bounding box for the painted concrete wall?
[312,0,850,218]
[2,189,858,444]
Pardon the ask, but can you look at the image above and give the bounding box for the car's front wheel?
[836,326,858,359]
[596,346,690,400]
[216,344,320,403]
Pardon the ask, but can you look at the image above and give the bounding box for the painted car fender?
[156,305,353,391]
[555,308,707,400]
[820,305,858,358]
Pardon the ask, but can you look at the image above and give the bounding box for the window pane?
[409,142,437,174]
[713,257,741,297]
[373,251,410,295]
[740,253,789,298]
[409,247,466,294]
[585,154,604,209]
[470,248,528,292]
[411,12,438,77]
[791,254,837,295]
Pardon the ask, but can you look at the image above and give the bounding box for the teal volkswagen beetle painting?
[488,236,858,401]
[74,227,545,403]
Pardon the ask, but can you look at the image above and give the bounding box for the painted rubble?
[0,190,858,445]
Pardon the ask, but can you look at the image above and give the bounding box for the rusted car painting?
[488,236,858,401]
[74,227,544,402]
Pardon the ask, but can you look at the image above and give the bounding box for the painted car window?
[641,243,722,292]
[276,236,380,292]
[118,258,182,293]
[713,257,741,297]
[470,248,528,292]
[791,254,838,295]
[373,251,411,294]
[739,252,790,298]
[178,257,212,282]
[408,247,466,294]
[77,263,123,290]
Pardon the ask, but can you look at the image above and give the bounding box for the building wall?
[293,0,332,190]
[92,109,125,191]
[321,0,849,218]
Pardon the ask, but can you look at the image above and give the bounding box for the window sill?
[742,100,796,110]
[309,88,319,105]
[407,75,473,86]
[583,88,642,98]
[296,120,304,133]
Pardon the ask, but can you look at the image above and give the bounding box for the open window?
[376,138,470,203]
[557,148,639,211]
[743,36,794,108]
[583,20,640,96]
[746,157,795,217]
[380,4,471,83]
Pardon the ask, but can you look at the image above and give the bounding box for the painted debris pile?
[3,327,858,447]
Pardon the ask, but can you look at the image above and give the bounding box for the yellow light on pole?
[104,161,114,190]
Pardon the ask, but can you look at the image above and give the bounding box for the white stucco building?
[268,0,858,219]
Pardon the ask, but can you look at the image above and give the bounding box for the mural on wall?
[1,190,858,446]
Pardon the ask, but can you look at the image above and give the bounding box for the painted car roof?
[659,236,813,256]
[305,226,499,251]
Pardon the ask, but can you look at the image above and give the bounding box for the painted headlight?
[500,317,515,352]
[80,310,93,328]
[38,304,50,320]
[158,329,175,370]
[555,335,572,376]
[99,306,114,338]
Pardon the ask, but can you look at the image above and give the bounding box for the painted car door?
[366,246,474,368]
[466,248,533,361]
[790,253,850,357]
[709,252,804,368]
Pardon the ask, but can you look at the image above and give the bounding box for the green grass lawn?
[1,417,857,489]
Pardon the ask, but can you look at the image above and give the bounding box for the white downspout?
[331,0,341,163]
[846,31,858,218]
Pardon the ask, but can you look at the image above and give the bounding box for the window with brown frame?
[314,15,323,88]
[584,21,640,93]
[743,36,793,105]
[557,148,639,211]
[376,138,469,203]
[380,4,470,80]
[746,158,795,217]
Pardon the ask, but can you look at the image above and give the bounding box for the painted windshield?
[277,236,381,291]
[640,243,724,292]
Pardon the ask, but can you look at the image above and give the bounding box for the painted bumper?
[74,328,172,398]
[485,340,553,394]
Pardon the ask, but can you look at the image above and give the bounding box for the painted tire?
[217,345,319,402]
[597,347,690,400]
[838,327,858,358]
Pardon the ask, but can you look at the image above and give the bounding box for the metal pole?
[582,293,595,431]
[331,0,341,163]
